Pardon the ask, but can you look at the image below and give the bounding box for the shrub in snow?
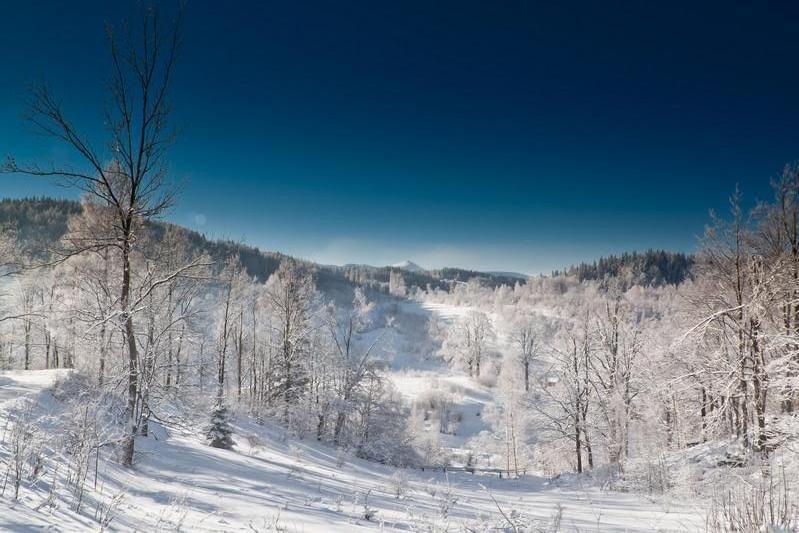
[706,468,798,532]
[357,489,377,521]
[2,402,37,500]
[413,389,461,435]
[335,447,350,468]
[423,481,438,498]
[95,491,126,532]
[617,454,673,495]
[478,503,564,533]
[476,365,499,388]
[154,492,190,531]
[389,470,409,499]
[436,478,458,520]
[289,444,303,461]
[245,434,262,455]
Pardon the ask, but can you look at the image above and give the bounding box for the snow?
[0,303,707,531]
[0,369,70,412]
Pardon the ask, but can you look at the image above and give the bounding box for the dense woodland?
[559,249,694,287]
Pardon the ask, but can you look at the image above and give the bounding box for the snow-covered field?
[0,301,707,531]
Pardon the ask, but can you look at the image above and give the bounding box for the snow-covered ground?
[0,369,705,532]
[385,301,521,461]
[0,302,707,531]
[0,369,71,408]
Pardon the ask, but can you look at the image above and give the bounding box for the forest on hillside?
[3,172,799,530]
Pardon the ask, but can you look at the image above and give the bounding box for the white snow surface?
[0,303,706,531]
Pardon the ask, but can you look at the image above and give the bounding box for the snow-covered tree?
[3,5,193,467]
[442,310,495,378]
[261,259,317,424]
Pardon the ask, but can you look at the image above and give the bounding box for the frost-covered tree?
[510,314,543,392]
[3,4,192,467]
[326,288,378,445]
[389,270,407,297]
[261,260,317,424]
[442,310,495,378]
[682,188,772,452]
[532,312,594,473]
[588,284,643,468]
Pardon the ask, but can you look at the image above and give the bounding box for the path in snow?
[0,369,68,409]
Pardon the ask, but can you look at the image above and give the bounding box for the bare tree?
[511,314,541,392]
[533,313,594,474]
[443,310,495,378]
[4,4,184,466]
[326,288,379,445]
[261,260,316,424]
[590,288,642,467]
[754,164,799,413]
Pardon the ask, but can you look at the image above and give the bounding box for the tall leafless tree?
[3,4,184,466]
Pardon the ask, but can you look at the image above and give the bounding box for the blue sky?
[2,1,798,274]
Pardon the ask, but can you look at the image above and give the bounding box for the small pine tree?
[207,396,234,449]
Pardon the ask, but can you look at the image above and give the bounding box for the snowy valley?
[2,3,798,531]
[0,294,708,532]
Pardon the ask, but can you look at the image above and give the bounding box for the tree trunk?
[99,247,109,387]
[237,309,243,403]
[524,359,530,392]
[575,422,583,474]
[166,284,173,389]
[751,317,768,452]
[700,386,708,442]
[121,234,139,467]
[23,320,31,370]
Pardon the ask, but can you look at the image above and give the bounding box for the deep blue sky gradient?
[2,1,798,273]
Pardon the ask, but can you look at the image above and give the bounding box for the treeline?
[0,211,415,462]
[423,166,799,489]
[340,264,525,293]
[0,198,523,300]
[558,249,694,286]
[0,197,81,257]
[0,197,288,279]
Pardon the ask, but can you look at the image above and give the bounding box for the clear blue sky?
[2,1,798,274]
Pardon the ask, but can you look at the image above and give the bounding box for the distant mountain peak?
[391,260,426,272]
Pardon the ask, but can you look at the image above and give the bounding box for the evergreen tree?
[207,395,234,449]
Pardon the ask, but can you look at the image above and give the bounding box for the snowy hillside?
[0,302,707,532]
[2,1,797,531]
[0,293,710,532]
[1,229,792,531]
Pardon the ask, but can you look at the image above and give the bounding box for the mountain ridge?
[0,197,693,289]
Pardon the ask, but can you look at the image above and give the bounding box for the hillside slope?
[0,197,528,295]
[0,367,704,532]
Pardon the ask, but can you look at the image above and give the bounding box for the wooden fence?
[419,465,528,478]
